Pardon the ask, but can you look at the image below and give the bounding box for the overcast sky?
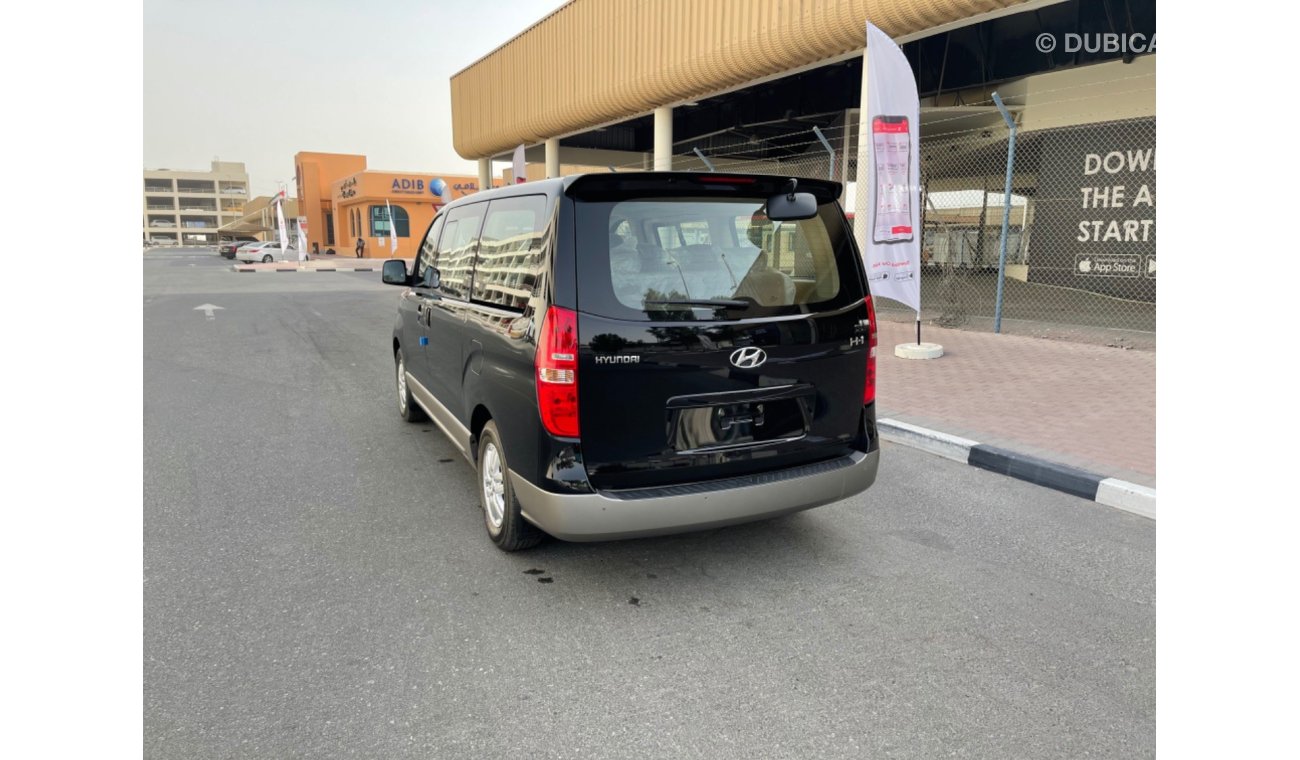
[144,0,564,197]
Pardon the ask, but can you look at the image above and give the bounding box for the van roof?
[565,172,842,202]
[443,172,843,209]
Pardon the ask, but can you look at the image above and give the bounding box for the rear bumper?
[509,449,879,542]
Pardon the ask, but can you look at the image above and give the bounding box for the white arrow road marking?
[194,303,225,320]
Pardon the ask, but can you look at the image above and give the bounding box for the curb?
[233,266,375,273]
[877,418,1155,520]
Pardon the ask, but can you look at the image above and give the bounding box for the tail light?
[864,296,877,405]
[536,305,580,437]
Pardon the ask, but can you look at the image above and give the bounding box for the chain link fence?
[600,72,1156,346]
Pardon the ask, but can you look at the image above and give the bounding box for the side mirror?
[381,259,409,285]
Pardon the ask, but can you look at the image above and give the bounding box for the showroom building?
[449,0,1156,304]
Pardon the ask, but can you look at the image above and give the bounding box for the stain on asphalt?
[523,568,545,575]
[646,573,657,579]
[890,528,954,552]
[629,597,641,606]
[537,577,554,584]
[438,458,453,463]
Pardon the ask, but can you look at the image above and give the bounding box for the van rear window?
[575,196,862,321]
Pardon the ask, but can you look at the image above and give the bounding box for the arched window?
[370,204,410,238]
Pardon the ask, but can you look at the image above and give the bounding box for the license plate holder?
[665,385,813,454]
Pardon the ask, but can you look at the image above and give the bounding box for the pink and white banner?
[861,21,922,315]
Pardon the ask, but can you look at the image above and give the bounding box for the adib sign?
[390,178,427,194]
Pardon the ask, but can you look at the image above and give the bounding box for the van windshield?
[575,196,862,321]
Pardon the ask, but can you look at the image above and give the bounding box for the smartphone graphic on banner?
[872,115,913,244]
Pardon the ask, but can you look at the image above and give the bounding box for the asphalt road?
[144,247,1155,759]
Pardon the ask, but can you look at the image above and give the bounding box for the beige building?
[143,161,249,245]
[218,195,301,243]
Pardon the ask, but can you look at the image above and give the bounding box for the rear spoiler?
[564,172,842,203]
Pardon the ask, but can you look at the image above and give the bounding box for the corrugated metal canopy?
[450,0,1029,159]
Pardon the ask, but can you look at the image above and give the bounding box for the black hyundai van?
[382,173,879,550]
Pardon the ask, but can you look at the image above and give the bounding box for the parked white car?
[237,241,299,263]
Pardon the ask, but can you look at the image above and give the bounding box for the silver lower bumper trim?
[509,449,879,542]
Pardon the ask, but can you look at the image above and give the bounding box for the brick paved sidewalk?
[875,321,1155,487]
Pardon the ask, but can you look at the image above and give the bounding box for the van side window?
[435,203,487,300]
[414,213,446,286]
[472,195,549,311]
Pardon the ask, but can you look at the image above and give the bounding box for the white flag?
[512,144,526,184]
[275,193,289,254]
[386,200,398,254]
[858,21,922,315]
[296,218,308,261]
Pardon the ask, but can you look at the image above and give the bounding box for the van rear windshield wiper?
[644,298,750,309]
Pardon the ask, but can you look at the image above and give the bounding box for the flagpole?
[917,184,928,346]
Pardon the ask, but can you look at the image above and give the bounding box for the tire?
[395,347,427,422]
[477,421,545,551]
[262,254,274,263]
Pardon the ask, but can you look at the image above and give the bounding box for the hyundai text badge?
[729,347,767,369]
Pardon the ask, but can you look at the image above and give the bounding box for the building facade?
[450,0,1156,307]
[217,195,301,242]
[143,161,249,245]
[294,152,501,257]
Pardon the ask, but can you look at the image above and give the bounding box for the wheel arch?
[469,404,493,462]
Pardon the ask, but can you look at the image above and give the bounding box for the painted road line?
[193,303,224,320]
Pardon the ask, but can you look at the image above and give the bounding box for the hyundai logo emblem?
[729,347,767,369]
